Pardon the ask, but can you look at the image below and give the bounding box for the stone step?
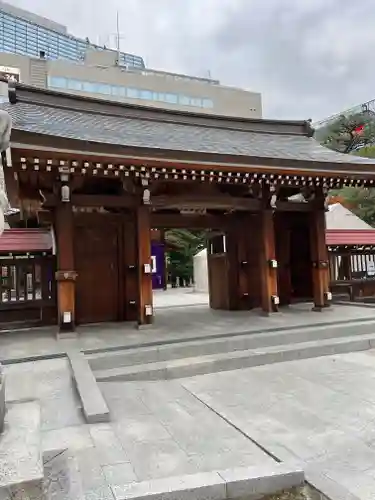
[0,400,44,499]
[95,332,375,382]
[88,319,375,372]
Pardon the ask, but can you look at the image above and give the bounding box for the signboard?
[0,66,20,83]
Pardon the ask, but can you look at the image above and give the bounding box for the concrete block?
[67,349,110,424]
[0,364,4,434]
[112,471,225,500]
[218,463,304,500]
[305,467,362,500]
[0,401,44,499]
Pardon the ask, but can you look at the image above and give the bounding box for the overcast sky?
[7,0,375,121]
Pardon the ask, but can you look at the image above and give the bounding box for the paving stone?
[111,471,225,500]
[122,439,198,481]
[113,415,172,444]
[102,463,138,487]
[41,424,94,453]
[0,401,44,499]
[89,424,130,465]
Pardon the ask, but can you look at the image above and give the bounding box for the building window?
[46,76,215,110]
[96,83,111,95]
[67,79,82,91]
[139,89,153,100]
[165,93,178,104]
[82,81,98,93]
[48,76,67,89]
[202,98,213,108]
[179,95,190,106]
[127,87,139,99]
[190,97,203,108]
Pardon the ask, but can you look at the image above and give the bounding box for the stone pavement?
[1,291,375,362]
[183,350,375,500]
[3,358,276,498]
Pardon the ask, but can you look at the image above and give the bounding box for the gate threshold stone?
[0,400,44,499]
[67,349,110,424]
[111,463,304,500]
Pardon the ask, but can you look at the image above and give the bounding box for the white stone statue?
[0,109,12,237]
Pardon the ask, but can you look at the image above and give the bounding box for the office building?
[0,1,262,118]
[0,0,144,68]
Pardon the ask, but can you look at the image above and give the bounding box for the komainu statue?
[0,108,11,432]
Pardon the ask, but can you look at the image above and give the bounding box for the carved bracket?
[55,270,78,282]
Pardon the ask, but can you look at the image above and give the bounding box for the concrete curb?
[67,349,110,424]
[111,463,304,500]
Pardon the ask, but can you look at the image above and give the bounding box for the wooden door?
[289,215,313,301]
[75,216,120,324]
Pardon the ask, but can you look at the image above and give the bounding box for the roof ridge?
[9,82,312,137]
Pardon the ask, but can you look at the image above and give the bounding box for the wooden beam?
[136,206,153,325]
[151,213,227,229]
[151,195,261,211]
[43,193,138,208]
[276,201,313,212]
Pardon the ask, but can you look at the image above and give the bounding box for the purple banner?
[151,242,165,289]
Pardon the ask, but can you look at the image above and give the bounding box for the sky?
[7,0,375,121]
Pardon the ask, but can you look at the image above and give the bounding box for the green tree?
[316,113,375,153]
[317,112,375,225]
[165,229,206,286]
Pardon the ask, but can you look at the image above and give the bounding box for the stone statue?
[0,109,11,433]
[0,363,4,433]
[0,109,11,237]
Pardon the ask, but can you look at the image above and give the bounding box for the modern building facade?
[0,2,262,117]
[0,0,144,68]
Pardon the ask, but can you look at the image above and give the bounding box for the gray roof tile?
[3,99,375,168]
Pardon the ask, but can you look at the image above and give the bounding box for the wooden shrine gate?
[4,82,375,331]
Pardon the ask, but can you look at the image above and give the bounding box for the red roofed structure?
[326,229,375,247]
[0,228,52,254]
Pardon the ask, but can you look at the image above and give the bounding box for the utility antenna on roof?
[116,11,120,63]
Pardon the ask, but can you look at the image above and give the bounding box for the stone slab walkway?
[3,358,275,498]
[183,349,375,500]
[1,294,375,362]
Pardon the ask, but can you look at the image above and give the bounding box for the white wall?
[193,249,209,293]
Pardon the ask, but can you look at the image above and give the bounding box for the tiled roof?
[4,84,375,171]
[326,229,375,246]
[0,228,52,253]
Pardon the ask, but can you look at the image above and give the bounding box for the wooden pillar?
[310,191,329,310]
[136,205,153,325]
[54,198,76,331]
[259,204,279,314]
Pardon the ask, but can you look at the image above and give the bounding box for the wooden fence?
[329,249,375,301]
[0,254,57,327]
